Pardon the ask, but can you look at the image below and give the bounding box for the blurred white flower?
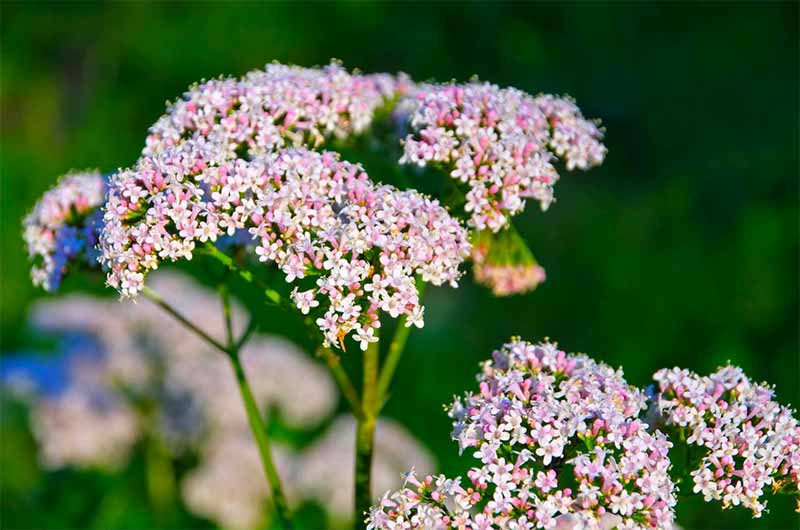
[182,432,295,530]
[8,269,434,528]
[31,387,138,471]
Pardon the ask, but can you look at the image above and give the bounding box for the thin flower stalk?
[142,282,294,527]
[141,287,228,354]
[376,279,426,409]
[227,339,294,528]
[221,286,294,528]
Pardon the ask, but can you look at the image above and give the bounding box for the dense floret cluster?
[654,366,800,516]
[400,83,606,232]
[23,171,106,291]
[101,146,469,349]
[144,61,409,158]
[369,340,676,529]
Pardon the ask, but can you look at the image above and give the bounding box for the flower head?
[399,83,606,232]
[654,365,800,517]
[23,171,106,291]
[370,339,676,530]
[30,387,139,471]
[144,61,410,159]
[101,145,469,349]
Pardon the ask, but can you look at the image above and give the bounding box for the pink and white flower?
[654,365,800,517]
[369,340,676,530]
[144,61,411,159]
[399,84,606,232]
[101,145,469,350]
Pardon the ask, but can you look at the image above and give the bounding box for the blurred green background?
[1,2,798,529]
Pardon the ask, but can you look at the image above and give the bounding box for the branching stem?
[220,286,294,528]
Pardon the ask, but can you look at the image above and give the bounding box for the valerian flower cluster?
[29,387,139,471]
[100,145,469,350]
[369,340,676,530]
[369,340,800,528]
[654,366,800,516]
[24,62,609,304]
[399,84,606,232]
[143,61,409,158]
[22,171,106,291]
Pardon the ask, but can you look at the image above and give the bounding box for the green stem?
[145,437,175,518]
[376,279,425,409]
[316,346,365,420]
[355,333,380,529]
[228,348,293,528]
[221,287,293,528]
[144,284,293,527]
[142,287,228,354]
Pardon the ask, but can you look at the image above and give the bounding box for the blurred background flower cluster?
[1,2,797,529]
[3,270,434,529]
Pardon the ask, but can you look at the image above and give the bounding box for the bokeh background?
[1,2,798,529]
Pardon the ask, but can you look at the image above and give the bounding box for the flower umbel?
[144,61,410,159]
[399,83,606,232]
[100,145,469,349]
[23,171,106,291]
[654,365,800,516]
[369,339,676,530]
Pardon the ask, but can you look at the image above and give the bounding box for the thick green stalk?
[145,437,175,518]
[355,334,380,529]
